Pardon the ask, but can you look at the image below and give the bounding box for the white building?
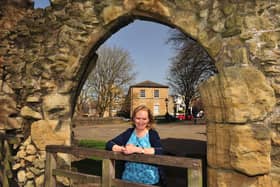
[172,94,186,116]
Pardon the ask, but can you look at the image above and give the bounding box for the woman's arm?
[105,128,132,151]
[149,130,164,155]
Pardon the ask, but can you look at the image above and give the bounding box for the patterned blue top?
[121,130,160,184]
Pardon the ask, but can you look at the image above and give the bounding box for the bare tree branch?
[167,31,217,112]
[78,45,136,117]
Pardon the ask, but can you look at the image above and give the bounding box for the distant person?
[187,106,193,120]
[192,106,199,124]
[106,105,166,186]
[197,110,204,118]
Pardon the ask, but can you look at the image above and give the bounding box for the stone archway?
[0,0,279,186]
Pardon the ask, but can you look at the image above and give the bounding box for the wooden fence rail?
[45,145,202,187]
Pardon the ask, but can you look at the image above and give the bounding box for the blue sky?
[104,21,174,85]
[34,0,175,85]
[34,0,50,8]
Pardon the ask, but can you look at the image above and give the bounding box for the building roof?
[130,80,169,88]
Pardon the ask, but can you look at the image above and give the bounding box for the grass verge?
[72,139,123,178]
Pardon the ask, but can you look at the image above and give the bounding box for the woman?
[106,105,165,186]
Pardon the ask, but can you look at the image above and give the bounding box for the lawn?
[72,139,123,178]
[78,139,106,150]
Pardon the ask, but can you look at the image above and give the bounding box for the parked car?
[176,114,186,120]
[187,115,194,120]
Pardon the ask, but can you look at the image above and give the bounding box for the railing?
[45,145,202,187]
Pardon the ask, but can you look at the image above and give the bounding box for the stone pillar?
[12,93,73,186]
[200,66,276,187]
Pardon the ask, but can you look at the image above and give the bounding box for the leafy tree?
[79,45,136,117]
[167,31,217,113]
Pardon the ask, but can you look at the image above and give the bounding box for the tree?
[75,80,93,116]
[167,31,217,113]
[81,45,136,117]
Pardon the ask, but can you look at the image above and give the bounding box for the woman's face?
[134,110,150,130]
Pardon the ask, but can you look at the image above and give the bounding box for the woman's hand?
[123,144,142,154]
[116,144,155,155]
[112,145,125,152]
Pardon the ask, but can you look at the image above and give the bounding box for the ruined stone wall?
[0,0,279,186]
[197,1,280,186]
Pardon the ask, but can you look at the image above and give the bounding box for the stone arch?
[0,0,279,186]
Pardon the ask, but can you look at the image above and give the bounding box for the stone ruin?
[0,0,279,186]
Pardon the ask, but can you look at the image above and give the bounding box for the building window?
[154,90,159,98]
[140,89,145,98]
[154,105,159,115]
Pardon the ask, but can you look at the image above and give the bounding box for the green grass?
[78,139,106,149]
[72,139,106,175]
[77,139,106,160]
[72,139,123,178]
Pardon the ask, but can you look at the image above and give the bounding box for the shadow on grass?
[72,158,102,176]
[72,158,124,179]
[161,138,207,187]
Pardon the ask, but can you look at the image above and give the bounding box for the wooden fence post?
[2,139,13,187]
[188,167,203,187]
[0,139,9,187]
[102,159,115,187]
[0,139,3,185]
[45,152,57,187]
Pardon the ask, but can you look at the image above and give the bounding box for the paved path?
[73,121,206,141]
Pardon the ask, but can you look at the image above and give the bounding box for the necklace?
[136,136,144,148]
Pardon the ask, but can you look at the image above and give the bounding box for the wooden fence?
[45,145,203,187]
[0,133,20,187]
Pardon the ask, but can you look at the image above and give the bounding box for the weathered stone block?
[20,106,42,120]
[200,66,276,123]
[26,144,37,155]
[174,11,199,39]
[102,6,124,25]
[205,35,222,57]
[207,123,271,176]
[208,168,272,187]
[207,124,231,169]
[42,93,70,119]
[17,169,26,183]
[230,125,271,176]
[31,120,66,150]
[222,4,237,15]
[272,132,280,146]
[0,94,22,130]
[26,95,41,103]
[35,175,44,187]
[50,0,69,8]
